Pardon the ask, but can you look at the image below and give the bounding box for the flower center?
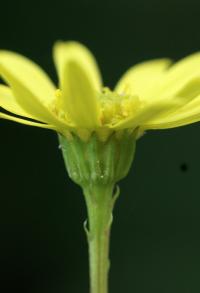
[100,88,141,125]
[51,88,142,128]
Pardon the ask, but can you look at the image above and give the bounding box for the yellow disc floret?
[100,87,141,126]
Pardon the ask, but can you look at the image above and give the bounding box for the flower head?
[1,41,200,140]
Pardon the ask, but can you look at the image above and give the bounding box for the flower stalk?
[59,132,136,293]
[84,184,116,293]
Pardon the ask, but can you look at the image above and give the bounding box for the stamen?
[100,87,141,125]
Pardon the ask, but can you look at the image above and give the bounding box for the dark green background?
[0,0,200,292]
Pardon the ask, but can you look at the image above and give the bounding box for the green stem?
[83,184,117,293]
[58,133,135,293]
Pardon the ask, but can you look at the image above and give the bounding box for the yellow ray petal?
[115,59,172,99]
[0,84,39,120]
[173,77,200,100]
[156,53,200,99]
[111,99,180,130]
[164,52,200,83]
[62,60,101,127]
[0,112,57,130]
[139,76,200,129]
[142,95,200,129]
[0,50,59,124]
[112,78,200,130]
[53,41,102,90]
[115,72,200,130]
[53,41,102,127]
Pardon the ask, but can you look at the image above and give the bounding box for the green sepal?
[58,131,136,187]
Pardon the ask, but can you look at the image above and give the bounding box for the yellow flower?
[1,41,200,140]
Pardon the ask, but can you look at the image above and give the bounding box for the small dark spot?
[180,163,189,172]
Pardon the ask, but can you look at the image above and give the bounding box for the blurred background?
[0,0,200,292]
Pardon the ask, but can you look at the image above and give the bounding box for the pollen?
[100,88,141,125]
